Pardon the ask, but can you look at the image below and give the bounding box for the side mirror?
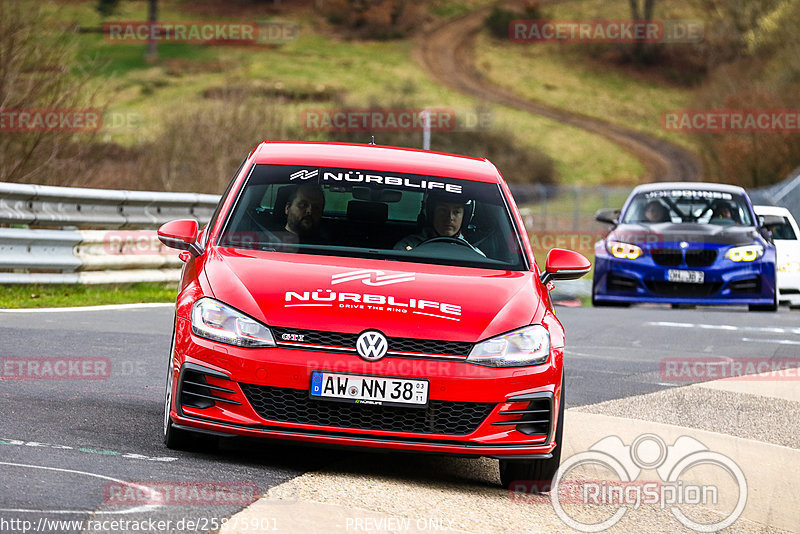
[540,248,592,285]
[595,208,620,225]
[158,219,202,256]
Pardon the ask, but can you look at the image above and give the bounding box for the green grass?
[0,283,177,308]
[474,0,705,151]
[43,0,646,184]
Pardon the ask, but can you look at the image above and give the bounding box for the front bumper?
[168,318,563,458]
[592,244,776,306]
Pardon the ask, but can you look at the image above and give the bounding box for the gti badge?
[355,330,389,362]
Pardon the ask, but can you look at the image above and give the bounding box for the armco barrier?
[0,182,220,284]
[0,182,219,229]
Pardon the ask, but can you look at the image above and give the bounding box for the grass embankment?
[44,0,644,186]
[0,283,177,309]
[475,0,703,151]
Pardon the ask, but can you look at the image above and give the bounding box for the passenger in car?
[394,191,484,255]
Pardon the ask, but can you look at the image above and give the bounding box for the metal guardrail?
[0,182,220,284]
[0,182,219,229]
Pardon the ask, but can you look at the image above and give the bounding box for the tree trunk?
[145,0,158,63]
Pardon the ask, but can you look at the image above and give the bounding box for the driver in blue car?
[394,191,484,255]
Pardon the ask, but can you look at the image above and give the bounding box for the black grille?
[651,248,682,267]
[645,281,723,298]
[271,327,472,356]
[729,277,761,294]
[685,249,717,268]
[240,384,494,435]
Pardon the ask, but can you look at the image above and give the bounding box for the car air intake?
[240,384,493,436]
[178,364,241,410]
[491,392,553,440]
[644,281,723,298]
[607,273,638,292]
[729,277,761,294]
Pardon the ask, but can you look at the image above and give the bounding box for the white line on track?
[741,337,800,345]
[0,462,162,515]
[0,303,174,313]
[646,321,800,335]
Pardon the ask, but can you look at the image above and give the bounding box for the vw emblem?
[356,330,388,362]
[679,241,689,249]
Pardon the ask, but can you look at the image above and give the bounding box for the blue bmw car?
[592,183,777,311]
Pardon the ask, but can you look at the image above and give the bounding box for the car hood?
[775,240,800,263]
[611,223,761,246]
[202,248,544,342]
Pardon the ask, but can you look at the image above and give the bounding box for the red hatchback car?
[158,141,590,488]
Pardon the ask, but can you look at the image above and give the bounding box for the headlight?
[607,240,642,259]
[191,298,275,348]
[467,325,550,367]
[725,245,764,262]
[779,262,800,273]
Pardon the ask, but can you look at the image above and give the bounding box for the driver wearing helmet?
[394,191,484,255]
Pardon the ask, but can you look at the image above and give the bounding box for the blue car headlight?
[467,325,550,367]
[191,298,275,348]
[607,240,643,260]
[725,245,764,262]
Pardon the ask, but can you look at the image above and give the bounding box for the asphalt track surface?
[0,304,796,533]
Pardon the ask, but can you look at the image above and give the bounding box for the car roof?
[629,182,748,195]
[754,205,794,218]
[249,141,502,183]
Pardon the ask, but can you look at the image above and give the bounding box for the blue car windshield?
[622,190,753,226]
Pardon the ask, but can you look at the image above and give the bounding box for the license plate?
[309,372,429,407]
[667,269,704,284]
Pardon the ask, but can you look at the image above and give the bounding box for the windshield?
[217,164,527,270]
[621,189,753,226]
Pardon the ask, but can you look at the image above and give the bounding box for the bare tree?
[629,0,657,64]
[146,0,158,63]
[0,0,99,184]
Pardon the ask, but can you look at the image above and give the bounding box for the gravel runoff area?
[575,385,800,450]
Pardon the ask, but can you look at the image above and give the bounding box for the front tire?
[499,380,565,492]
[749,288,778,312]
[163,324,192,450]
